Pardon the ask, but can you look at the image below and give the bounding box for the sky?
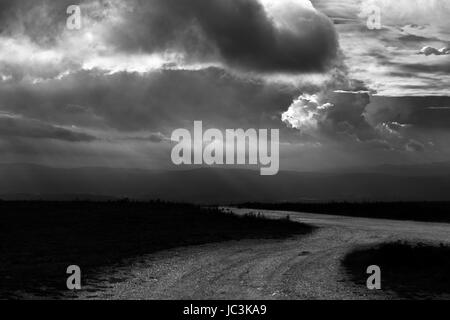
[0,0,449,172]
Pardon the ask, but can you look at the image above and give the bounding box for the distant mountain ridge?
[0,163,449,203]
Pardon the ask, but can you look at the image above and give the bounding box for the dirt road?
[78,208,450,300]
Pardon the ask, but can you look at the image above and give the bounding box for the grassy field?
[0,200,313,299]
[238,202,450,223]
[342,241,450,299]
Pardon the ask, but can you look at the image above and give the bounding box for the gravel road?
[77,208,450,300]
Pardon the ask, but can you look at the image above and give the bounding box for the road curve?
[78,208,450,300]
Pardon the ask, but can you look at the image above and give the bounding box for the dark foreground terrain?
[343,242,450,299]
[74,208,450,300]
[238,202,450,223]
[0,201,313,299]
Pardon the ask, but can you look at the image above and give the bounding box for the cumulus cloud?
[282,90,377,140]
[282,94,333,134]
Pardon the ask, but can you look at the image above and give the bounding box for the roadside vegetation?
[237,202,450,223]
[342,241,450,299]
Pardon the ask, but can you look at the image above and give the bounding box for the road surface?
[77,208,450,300]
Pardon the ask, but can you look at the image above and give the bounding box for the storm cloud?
[104,0,339,73]
[0,0,340,76]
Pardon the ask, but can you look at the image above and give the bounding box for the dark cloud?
[0,0,339,74]
[321,91,375,140]
[366,96,450,130]
[106,0,339,73]
[0,68,297,134]
[0,113,96,142]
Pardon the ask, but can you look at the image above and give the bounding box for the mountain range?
[0,163,449,203]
